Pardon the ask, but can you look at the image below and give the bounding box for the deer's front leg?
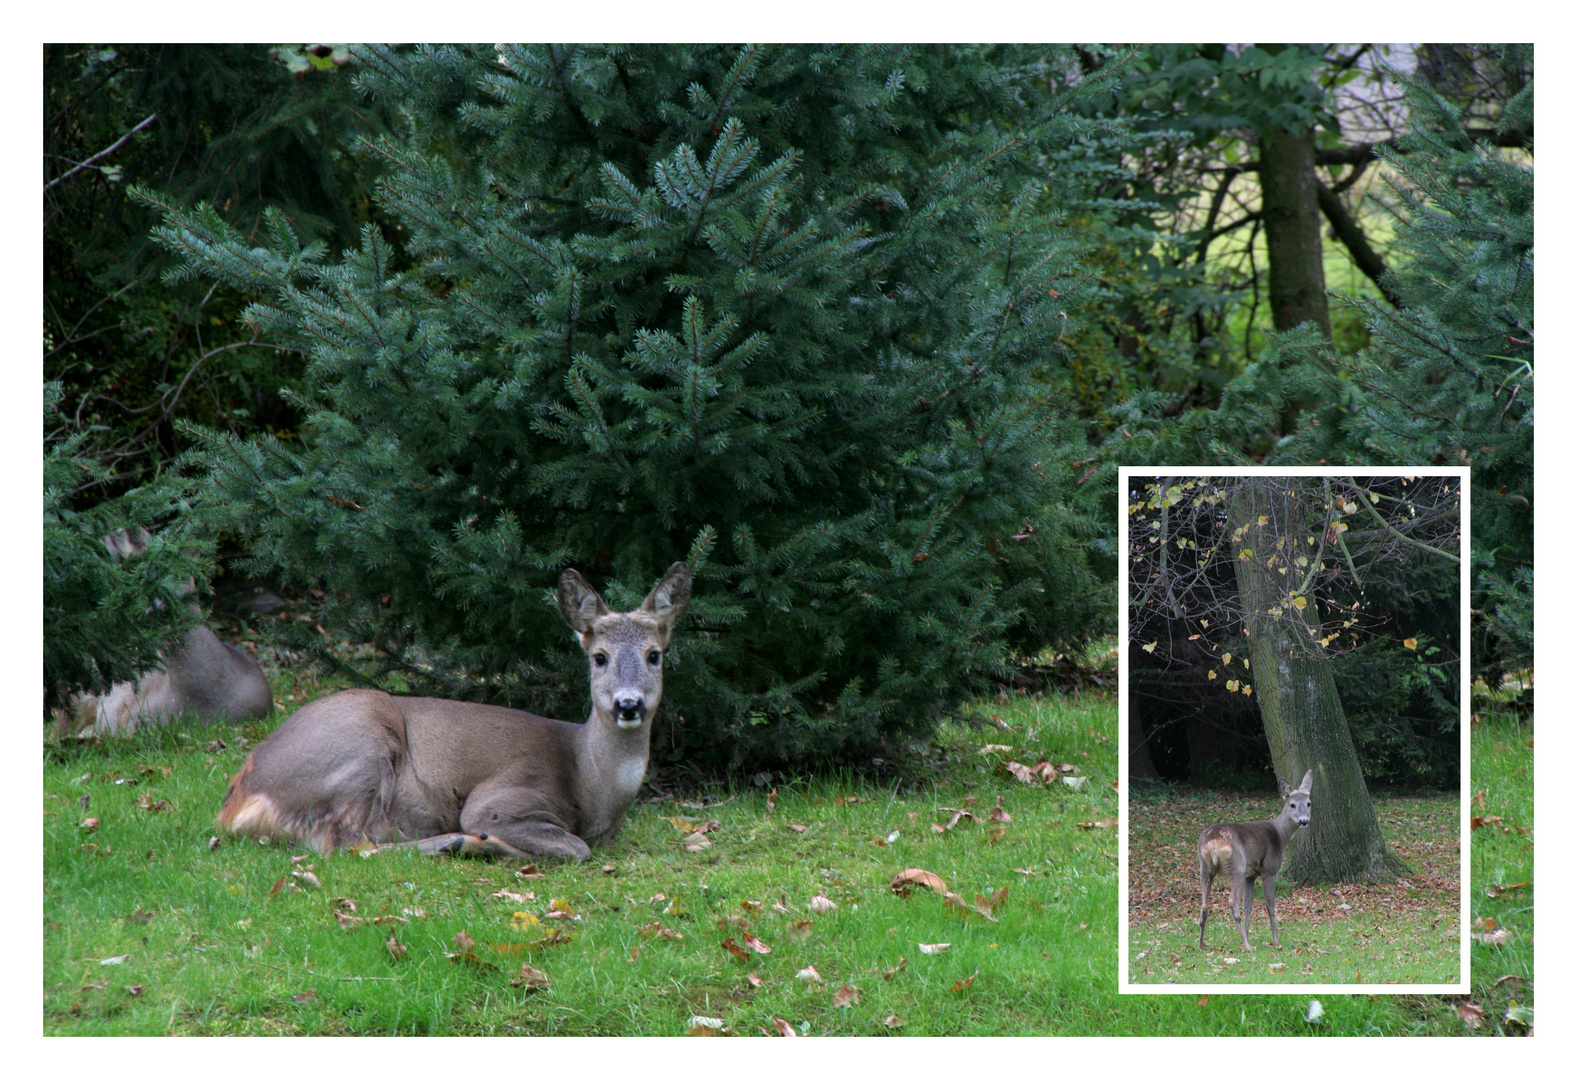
[459,789,593,862]
[1263,871,1281,947]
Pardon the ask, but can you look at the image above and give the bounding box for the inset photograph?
[1119,470,1468,993]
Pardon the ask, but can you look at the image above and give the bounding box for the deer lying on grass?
[219,562,690,862]
[72,530,273,735]
[1197,768,1315,952]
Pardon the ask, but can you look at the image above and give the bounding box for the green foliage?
[145,45,1117,771]
[44,44,395,496]
[1285,52,1533,672]
[1104,47,1533,678]
[42,386,210,712]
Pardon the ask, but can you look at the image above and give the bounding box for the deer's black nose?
[615,697,646,723]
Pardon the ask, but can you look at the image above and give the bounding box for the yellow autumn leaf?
[1403,638,1418,650]
[1222,653,1232,666]
[1242,684,1253,696]
[510,911,541,931]
[1142,641,1157,653]
[1226,680,1239,692]
[1291,596,1307,610]
[1207,670,1217,680]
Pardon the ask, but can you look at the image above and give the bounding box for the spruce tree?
[142,45,1115,771]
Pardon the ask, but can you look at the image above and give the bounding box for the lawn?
[42,662,1533,1036]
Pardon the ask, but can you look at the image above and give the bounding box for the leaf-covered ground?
[1126,784,1461,986]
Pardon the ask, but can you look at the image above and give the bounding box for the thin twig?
[45,114,157,192]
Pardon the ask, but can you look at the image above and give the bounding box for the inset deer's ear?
[641,562,691,643]
[558,569,610,636]
[1300,769,1315,793]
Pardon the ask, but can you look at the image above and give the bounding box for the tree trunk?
[1229,478,1410,884]
[1259,123,1331,340]
[1127,708,1160,781]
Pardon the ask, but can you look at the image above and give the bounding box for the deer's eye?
[647,650,662,666]
[593,652,608,667]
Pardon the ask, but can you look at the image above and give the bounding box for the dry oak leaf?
[808,892,838,914]
[883,1014,903,1029]
[385,937,408,959]
[832,984,861,1008]
[796,965,824,984]
[720,937,753,962]
[917,942,950,955]
[989,796,1011,823]
[510,963,551,991]
[950,969,979,992]
[1075,819,1117,830]
[739,932,773,955]
[770,1017,798,1037]
[891,869,948,897]
[686,1016,728,1036]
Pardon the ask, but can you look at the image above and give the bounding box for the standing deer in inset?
[1197,768,1315,952]
[218,562,690,862]
[70,529,273,735]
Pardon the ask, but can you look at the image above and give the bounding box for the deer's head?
[559,562,691,730]
[1280,769,1315,829]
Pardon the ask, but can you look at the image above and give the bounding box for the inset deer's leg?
[1264,871,1281,947]
[1198,860,1214,948]
[1234,875,1255,952]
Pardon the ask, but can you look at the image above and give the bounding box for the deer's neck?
[1270,810,1301,847]
[572,709,653,838]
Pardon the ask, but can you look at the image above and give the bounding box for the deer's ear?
[642,562,691,642]
[1300,769,1315,793]
[558,570,610,636]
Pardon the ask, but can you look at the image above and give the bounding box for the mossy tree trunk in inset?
[1229,477,1409,883]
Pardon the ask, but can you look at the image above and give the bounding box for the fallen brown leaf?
[510,963,551,991]
[891,868,948,897]
[385,937,407,959]
[832,984,860,1007]
[950,969,979,992]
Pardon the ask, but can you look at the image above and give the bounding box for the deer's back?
[228,689,588,847]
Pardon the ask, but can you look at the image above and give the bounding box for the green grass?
[42,674,1534,1036]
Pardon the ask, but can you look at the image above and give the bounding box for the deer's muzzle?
[614,697,647,728]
